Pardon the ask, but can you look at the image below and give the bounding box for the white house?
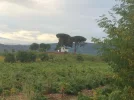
[60,46,69,52]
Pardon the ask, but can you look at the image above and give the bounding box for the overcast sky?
[0,0,117,44]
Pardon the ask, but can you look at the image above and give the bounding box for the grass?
[0,54,112,100]
[0,56,4,62]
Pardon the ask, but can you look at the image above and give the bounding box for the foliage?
[39,43,51,52]
[39,53,49,61]
[71,36,86,53]
[11,49,15,53]
[16,51,36,62]
[30,43,39,51]
[16,51,28,62]
[0,54,112,99]
[4,53,15,63]
[56,33,72,47]
[4,49,8,54]
[92,0,134,99]
[108,86,134,100]
[76,54,84,61]
[78,93,91,100]
[32,94,47,100]
[0,87,3,95]
[56,34,87,53]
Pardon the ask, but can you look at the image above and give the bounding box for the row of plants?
[4,51,102,63]
[4,51,53,63]
[0,58,111,100]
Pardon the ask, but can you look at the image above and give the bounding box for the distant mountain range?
[0,43,98,55]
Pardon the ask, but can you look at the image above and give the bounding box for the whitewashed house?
[60,46,69,52]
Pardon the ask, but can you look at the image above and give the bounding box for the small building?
[58,46,69,52]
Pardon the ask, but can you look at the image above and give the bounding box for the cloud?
[0,0,116,44]
[0,24,9,31]
[0,30,58,44]
[0,0,63,17]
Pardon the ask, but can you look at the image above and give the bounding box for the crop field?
[0,54,112,100]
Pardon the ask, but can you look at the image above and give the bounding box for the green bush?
[0,87,3,95]
[109,90,122,100]
[27,52,36,62]
[3,90,10,96]
[16,51,36,62]
[76,55,84,61]
[39,53,49,61]
[16,51,27,62]
[78,93,91,100]
[4,53,15,63]
[108,87,134,100]
[100,86,112,96]
[49,54,55,61]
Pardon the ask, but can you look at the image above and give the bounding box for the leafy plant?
[39,53,49,61]
[76,55,84,61]
[78,93,91,100]
[16,51,36,62]
[4,53,15,63]
[32,94,47,100]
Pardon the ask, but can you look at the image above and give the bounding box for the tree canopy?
[39,43,51,52]
[29,43,39,51]
[92,0,134,99]
[56,34,86,53]
[56,33,72,47]
[72,36,86,53]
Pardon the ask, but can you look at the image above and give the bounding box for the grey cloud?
[0,0,35,8]
[0,0,116,44]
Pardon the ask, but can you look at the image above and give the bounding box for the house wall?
[61,47,68,52]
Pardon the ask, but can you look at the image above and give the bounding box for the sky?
[0,0,117,45]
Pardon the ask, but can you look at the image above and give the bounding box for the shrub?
[76,55,84,61]
[3,90,10,96]
[16,51,36,62]
[49,54,55,61]
[64,57,68,61]
[0,87,3,95]
[78,93,91,100]
[39,53,49,61]
[4,53,15,63]
[98,86,112,96]
[27,52,36,62]
[16,51,27,62]
[109,90,122,100]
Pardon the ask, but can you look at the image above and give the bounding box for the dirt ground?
[1,89,95,100]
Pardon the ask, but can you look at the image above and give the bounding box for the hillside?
[0,43,97,55]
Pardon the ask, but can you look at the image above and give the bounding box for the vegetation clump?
[92,0,134,99]
[39,53,49,61]
[76,54,84,62]
[4,53,16,63]
[16,51,36,62]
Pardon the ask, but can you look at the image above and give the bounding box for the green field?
[0,54,112,100]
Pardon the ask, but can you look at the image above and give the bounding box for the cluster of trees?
[92,0,134,99]
[4,51,36,63]
[4,51,53,63]
[56,33,87,53]
[29,43,51,52]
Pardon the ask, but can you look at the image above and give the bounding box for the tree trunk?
[74,43,76,54]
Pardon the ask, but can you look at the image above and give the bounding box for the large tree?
[29,43,39,51]
[71,36,86,53]
[92,0,134,99]
[56,33,72,48]
[39,43,51,52]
